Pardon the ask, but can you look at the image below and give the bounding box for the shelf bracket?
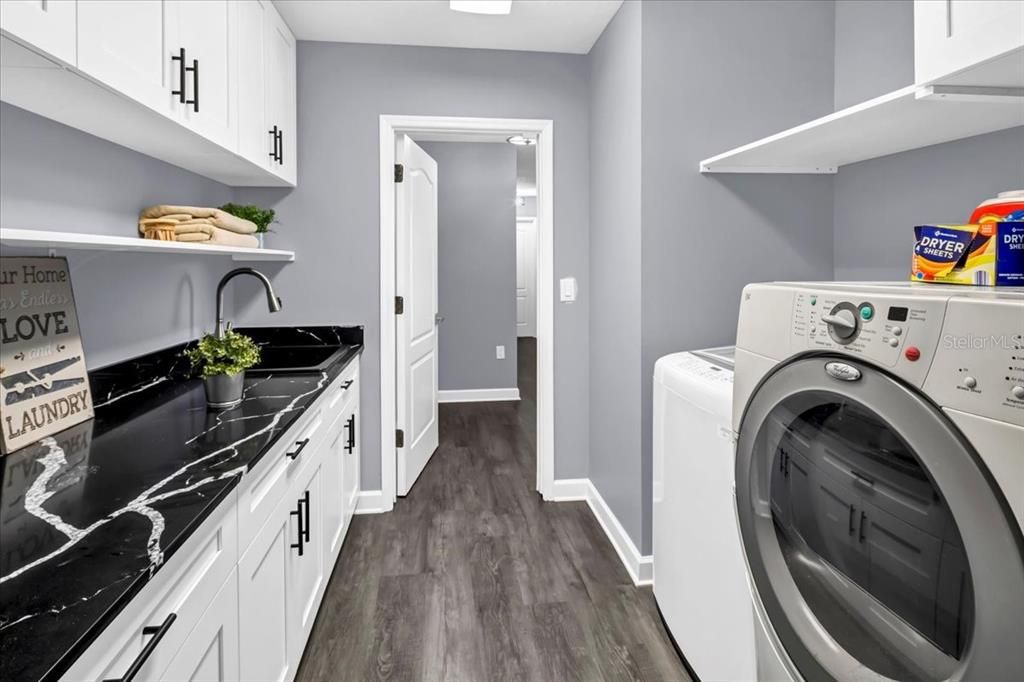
[699,163,837,175]
[48,248,58,258]
[915,85,1024,104]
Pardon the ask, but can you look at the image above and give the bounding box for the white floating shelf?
[0,228,295,262]
[699,84,1024,174]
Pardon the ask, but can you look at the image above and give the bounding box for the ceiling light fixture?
[507,135,536,146]
[450,1,513,15]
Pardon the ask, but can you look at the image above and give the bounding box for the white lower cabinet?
[161,569,240,682]
[63,359,361,682]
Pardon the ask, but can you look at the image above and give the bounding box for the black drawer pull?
[286,437,310,460]
[859,510,867,543]
[103,613,176,682]
[302,489,311,543]
[341,379,354,390]
[848,505,856,535]
[171,48,187,103]
[290,501,304,555]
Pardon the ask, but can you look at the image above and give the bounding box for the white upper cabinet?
[1,0,296,186]
[915,0,1024,86]
[265,3,297,184]
[237,0,269,165]
[168,0,238,151]
[0,0,76,65]
[77,1,174,115]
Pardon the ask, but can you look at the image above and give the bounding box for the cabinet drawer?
[237,407,326,554]
[61,497,237,682]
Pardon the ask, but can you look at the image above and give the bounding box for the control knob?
[821,304,860,345]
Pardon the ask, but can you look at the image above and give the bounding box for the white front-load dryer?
[731,282,1024,682]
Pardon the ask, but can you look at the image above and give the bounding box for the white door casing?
[395,134,440,496]
[516,217,537,338]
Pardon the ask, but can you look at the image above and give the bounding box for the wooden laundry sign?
[0,257,93,454]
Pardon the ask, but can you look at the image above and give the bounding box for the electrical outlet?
[496,345,505,360]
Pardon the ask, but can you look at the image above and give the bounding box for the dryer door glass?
[735,357,1024,682]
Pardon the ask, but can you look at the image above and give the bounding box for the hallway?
[296,339,690,681]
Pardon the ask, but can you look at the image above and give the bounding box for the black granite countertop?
[0,326,362,682]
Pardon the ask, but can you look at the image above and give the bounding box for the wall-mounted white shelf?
[0,228,295,262]
[699,84,1024,174]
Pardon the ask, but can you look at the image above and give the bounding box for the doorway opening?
[378,116,554,508]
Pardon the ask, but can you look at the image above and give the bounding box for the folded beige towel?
[176,226,259,248]
[140,205,258,235]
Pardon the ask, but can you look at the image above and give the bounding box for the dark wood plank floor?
[297,338,690,682]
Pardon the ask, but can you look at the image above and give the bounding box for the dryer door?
[735,355,1024,682]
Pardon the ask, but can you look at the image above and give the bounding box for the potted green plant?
[220,203,276,248]
[186,330,262,409]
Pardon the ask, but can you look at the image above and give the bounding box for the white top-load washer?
[732,281,1024,682]
[653,346,756,682]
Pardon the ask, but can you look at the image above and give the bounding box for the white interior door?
[395,135,439,496]
[516,218,537,337]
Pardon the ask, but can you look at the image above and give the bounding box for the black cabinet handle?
[102,613,176,682]
[290,501,304,555]
[188,58,199,112]
[286,437,310,460]
[848,505,856,535]
[171,48,187,103]
[341,379,354,390]
[302,489,311,543]
[344,415,356,453]
[268,125,279,161]
[859,510,867,543]
[277,128,284,165]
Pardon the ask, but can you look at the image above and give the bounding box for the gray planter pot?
[204,371,245,409]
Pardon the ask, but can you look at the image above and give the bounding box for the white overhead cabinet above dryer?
[914,0,1024,87]
[0,0,297,187]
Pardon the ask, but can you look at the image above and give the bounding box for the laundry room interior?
[0,1,1022,681]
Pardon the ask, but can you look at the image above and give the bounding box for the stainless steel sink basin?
[248,345,348,374]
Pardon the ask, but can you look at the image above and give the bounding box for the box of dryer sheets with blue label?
[912,222,1024,286]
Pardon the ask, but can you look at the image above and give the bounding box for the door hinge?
[396,429,404,448]
[395,296,404,315]
[394,163,404,183]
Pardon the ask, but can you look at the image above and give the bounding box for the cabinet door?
[238,496,297,682]
[237,0,270,165]
[77,1,175,115]
[170,0,237,150]
[323,408,347,568]
[0,0,76,65]
[161,570,240,682]
[287,455,326,670]
[343,399,360,521]
[264,4,296,183]
[915,0,1024,84]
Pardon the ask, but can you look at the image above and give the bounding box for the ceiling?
[275,1,624,54]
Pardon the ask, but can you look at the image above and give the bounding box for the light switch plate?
[559,277,577,302]
[496,345,505,360]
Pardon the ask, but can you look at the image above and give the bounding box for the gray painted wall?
[420,142,518,392]
[0,103,235,369]
[834,0,914,109]
[588,0,644,552]
[835,126,1024,280]
[236,42,591,490]
[636,0,837,553]
[831,1,1024,280]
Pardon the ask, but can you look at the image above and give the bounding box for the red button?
[905,346,921,362]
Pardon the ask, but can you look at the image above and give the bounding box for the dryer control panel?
[925,297,1024,426]
[790,290,948,387]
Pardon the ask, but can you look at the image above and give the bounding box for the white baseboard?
[547,477,589,501]
[438,387,520,403]
[354,489,391,515]
[550,478,653,586]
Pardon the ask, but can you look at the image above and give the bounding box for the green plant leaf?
[186,330,262,378]
[219,203,277,234]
